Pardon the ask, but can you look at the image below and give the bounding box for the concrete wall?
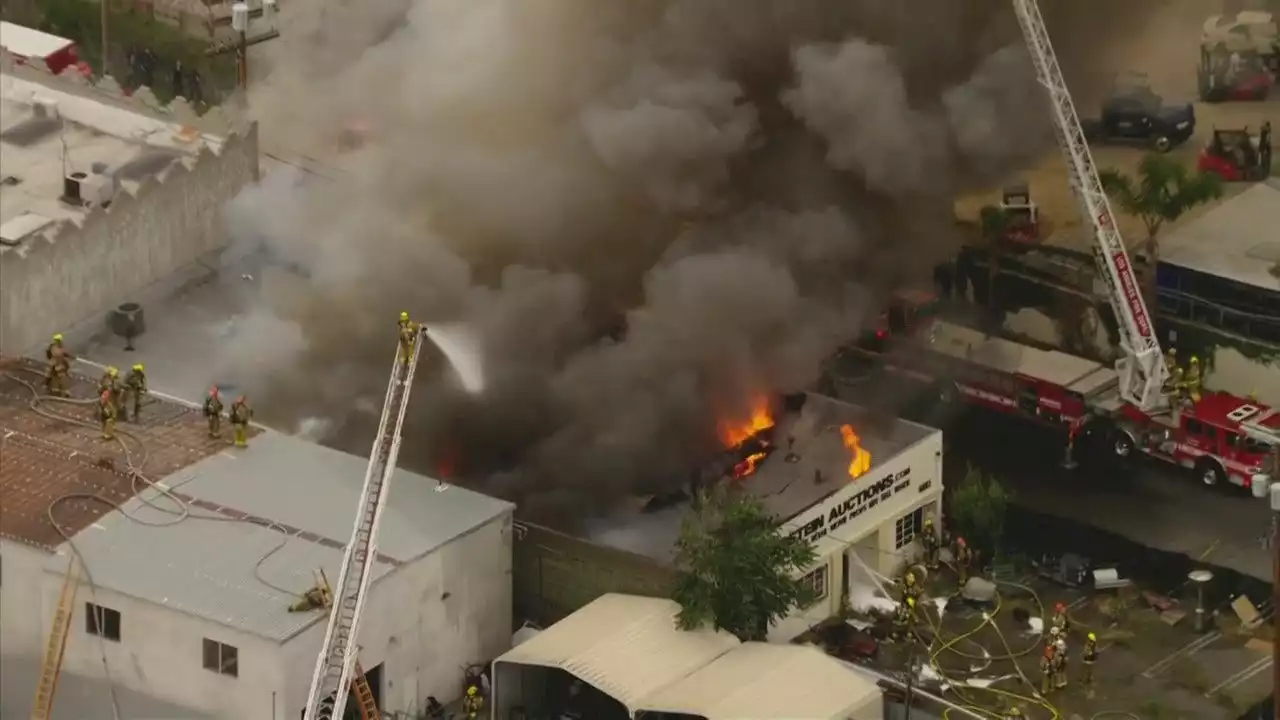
[0,539,52,658]
[0,53,257,357]
[281,511,515,719]
[513,522,675,627]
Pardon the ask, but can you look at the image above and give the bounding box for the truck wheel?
[1112,429,1135,459]
[1152,135,1172,153]
[1196,459,1226,489]
[938,382,958,405]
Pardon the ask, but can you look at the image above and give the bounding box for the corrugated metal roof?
[1159,183,1280,293]
[494,594,740,711]
[52,429,513,641]
[640,643,883,720]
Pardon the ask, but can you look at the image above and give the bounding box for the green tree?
[948,464,1010,556]
[1098,154,1223,309]
[978,205,1011,310]
[672,487,816,641]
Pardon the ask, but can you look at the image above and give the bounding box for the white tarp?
[494,594,740,711]
[639,642,884,720]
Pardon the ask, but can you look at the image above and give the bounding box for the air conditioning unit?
[79,173,117,207]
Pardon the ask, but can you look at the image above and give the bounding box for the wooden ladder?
[352,661,380,720]
[30,557,80,720]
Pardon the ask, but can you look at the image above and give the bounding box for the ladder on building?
[351,661,380,720]
[302,327,428,720]
[30,556,80,720]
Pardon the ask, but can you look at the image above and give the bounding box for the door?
[846,532,885,604]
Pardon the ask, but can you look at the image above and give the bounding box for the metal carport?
[637,642,884,720]
[492,594,740,718]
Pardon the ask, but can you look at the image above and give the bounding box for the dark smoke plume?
[223,0,1170,527]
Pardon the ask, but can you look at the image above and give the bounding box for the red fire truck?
[0,22,83,76]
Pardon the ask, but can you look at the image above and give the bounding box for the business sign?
[787,467,914,544]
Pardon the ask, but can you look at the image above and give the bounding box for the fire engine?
[847,0,1280,496]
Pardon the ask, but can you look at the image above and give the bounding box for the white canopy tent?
[494,594,887,719]
[493,594,740,715]
[638,642,883,719]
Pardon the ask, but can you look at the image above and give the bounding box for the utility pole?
[209,0,279,91]
[1271,480,1280,718]
[100,0,108,74]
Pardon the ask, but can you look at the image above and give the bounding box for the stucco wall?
[0,539,52,659]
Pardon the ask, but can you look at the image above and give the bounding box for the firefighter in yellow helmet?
[1162,348,1182,394]
[98,390,117,440]
[229,395,253,448]
[461,685,484,719]
[900,569,921,606]
[920,517,940,569]
[44,336,74,397]
[46,333,64,360]
[397,312,418,368]
[203,386,224,439]
[1180,355,1203,403]
[122,363,147,421]
[99,366,122,415]
[892,596,917,641]
[1080,631,1098,686]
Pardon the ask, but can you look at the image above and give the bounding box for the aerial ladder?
[302,324,429,720]
[1010,0,1170,413]
[30,556,80,720]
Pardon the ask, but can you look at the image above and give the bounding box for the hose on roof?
[2,368,312,607]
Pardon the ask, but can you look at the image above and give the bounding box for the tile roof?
[0,356,247,550]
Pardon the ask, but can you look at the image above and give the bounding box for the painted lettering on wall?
[788,467,913,544]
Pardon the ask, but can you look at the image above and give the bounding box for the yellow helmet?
[924,517,933,526]
[1190,356,1200,364]
[904,572,916,585]
[133,363,144,372]
[466,686,478,696]
[1087,632,1096,641]
[53,333,63,342]
[907,597,916,607]
[400,311,410,321]
[108,366,118,376]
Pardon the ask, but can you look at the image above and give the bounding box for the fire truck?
[848,0,1280,496]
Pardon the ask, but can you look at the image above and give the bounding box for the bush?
[949,464,1010,556]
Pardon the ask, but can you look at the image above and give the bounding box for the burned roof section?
[0,357,232,550]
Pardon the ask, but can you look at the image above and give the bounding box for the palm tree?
[1098,154,1223,310]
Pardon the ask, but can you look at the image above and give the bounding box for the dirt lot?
[957,0,1279,254]
[805,560,1274,719]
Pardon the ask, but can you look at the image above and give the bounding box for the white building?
[590,393,944,642]
[0,360,514,720]
[494,593,885,720]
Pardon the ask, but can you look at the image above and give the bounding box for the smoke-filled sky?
[224,0,1170,527]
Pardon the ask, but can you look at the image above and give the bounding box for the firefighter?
[98,390,117,440]
[901,570,922,605]
[920,517,941,569]
[46,333,65,360]
[953,536,974,586]
[288,577,332,613]
[229,395,253,448]
[1051,602,1071,635]
[203,387,224,439]
[398,312,418,367]
[1080,631,1098,686]
[122,363,147,421]
[99,366,122,414]
[1163,348,1178,376]
[1040,641,1057,695]
[1004,707,1023,719]
[44,343,74,397]
[892,596,917,642]
[1050,627,1068,689]
[1181,356,1203,402]
[461,685,484,719]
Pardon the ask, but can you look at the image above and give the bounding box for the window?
[1227,432,1272,455]
[85,603,121,641]
[799,566,829,606]
[202,638,239,678]
[895,507,925,550]
[1184,419,1208,437]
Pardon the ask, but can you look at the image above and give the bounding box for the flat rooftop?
[59,428,513,642]
[1158,180,1280,294]
[0,356,239,550]
[589,393,939,562]
[0,72,225,246]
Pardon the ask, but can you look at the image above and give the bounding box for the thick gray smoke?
[224,0,1167,526]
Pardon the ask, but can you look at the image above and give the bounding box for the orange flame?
[839,424,872,478]
[732,452,768,479]
[718,396,775,448]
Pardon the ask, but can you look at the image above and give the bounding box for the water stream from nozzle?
[423,324,485,394]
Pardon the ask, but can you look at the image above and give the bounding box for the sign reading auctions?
[787,467,913,544]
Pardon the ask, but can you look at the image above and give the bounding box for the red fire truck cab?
[0,22,81,75]
[1113,394,1280,491]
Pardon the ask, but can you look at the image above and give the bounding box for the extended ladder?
[351,661,380,720]
[302,327,427,720]
[1010,0,1169,412]
[31,556,80,720]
